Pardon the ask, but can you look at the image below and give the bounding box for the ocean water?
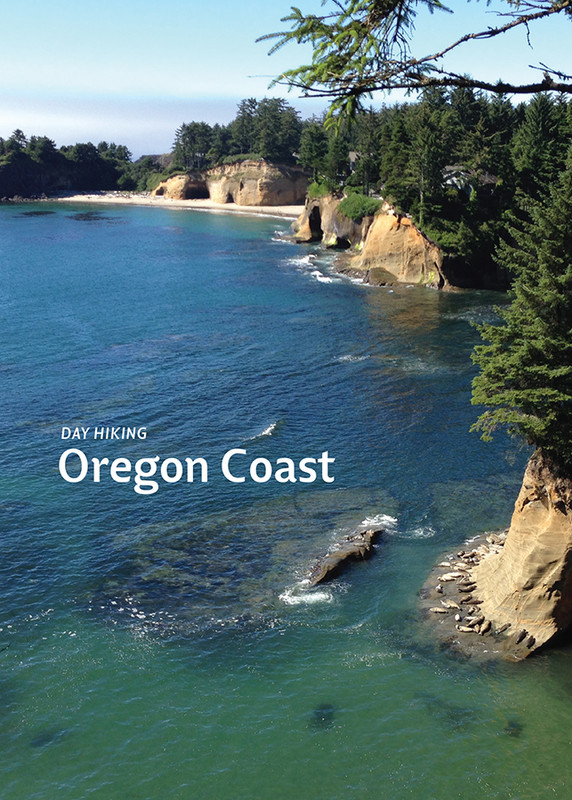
[0,202,571,799]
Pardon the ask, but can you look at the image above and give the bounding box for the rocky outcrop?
[151,161,309,206]
[152,173,209,199]
[471,452,572,657]
[293,195,447,289]
[421,453,572,661]
[293,195,374,249]
[206,160,308,206]
[350,212,447,289]
[307,529,384,585]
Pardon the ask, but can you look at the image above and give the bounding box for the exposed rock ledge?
[152,160,309,207]
[292,195,448,289]
[421,452,572,661]
[308,529,384,585]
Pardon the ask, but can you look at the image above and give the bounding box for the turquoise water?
[1,203,571,799]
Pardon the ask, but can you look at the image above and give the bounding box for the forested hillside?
[2,91,571,281]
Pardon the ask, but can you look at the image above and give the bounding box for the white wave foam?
[337,354,370,363]
[279,581,334,606]
[391,355,448,376]
[246,420,281,442]
[311,270,334,283]
[409,525,436,539]
[360,513,398,530]
[289,254,316,267]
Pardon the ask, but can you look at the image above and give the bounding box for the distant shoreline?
[48,191,304,220]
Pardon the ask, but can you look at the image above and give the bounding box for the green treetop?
[471,152,572,470]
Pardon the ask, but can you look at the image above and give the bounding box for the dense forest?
[2,91,571,277]
[0,131,165,198]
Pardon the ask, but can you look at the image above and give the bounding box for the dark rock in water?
[69,211,113,223]
[503,719,524,737]
[17,210,55,217]
[307,529,384,585]
[309,703,336,729]
[18,209,56,217]
[30,727,67,748]
[414,692,476,731]
[0,500,30,512]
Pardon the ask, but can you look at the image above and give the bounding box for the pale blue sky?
[0,0,569,157]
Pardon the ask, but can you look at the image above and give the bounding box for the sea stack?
[472,451,572,656]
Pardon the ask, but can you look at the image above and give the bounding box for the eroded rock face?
[352,213,447,289]
[293,196,447,288]
[292,195,373,248]
[473,452,572,655]
[152,173,209,199]
[205,160,309,206]
[151,161,309,206]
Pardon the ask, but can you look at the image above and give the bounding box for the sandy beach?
[50,191,304,220]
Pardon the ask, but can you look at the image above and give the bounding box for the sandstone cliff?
[205,160,308,206]
[152,173,209,200]
[293,195,373,249]
[152,161,308,206]
[472,452,572,657]
[351,212,447,289]
[293,195,447,289]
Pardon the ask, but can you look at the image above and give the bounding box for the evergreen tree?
[298,119,329,180]
[206,123,231,165]
[485,94,518,188]
[405,90,451,227]
[26,136,58,162]
[379,109,414,207]
[347,107,381,194]
[173,122,212,169]
[254,98,301,163]
[6,129,28,154]
[511,93,565,198]
[230,98,259,155]
[323,132,350,190]
[471,152,572,470]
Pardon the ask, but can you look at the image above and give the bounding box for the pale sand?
[51,192,304,219]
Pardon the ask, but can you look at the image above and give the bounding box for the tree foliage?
[171,98,303,170]
[471,153,572,469]
[261,0,572,123]
[338,191,382,221]
[173,122,213,170]
[0,133,149,196]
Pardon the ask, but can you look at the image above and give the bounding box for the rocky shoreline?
[419,531,541,662]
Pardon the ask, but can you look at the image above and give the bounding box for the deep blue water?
[0,202,571,799]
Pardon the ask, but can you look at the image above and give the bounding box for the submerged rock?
[307,528,384,586]
[30,727,68,748]
[309,703,336,729]
[503,719,524,737]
